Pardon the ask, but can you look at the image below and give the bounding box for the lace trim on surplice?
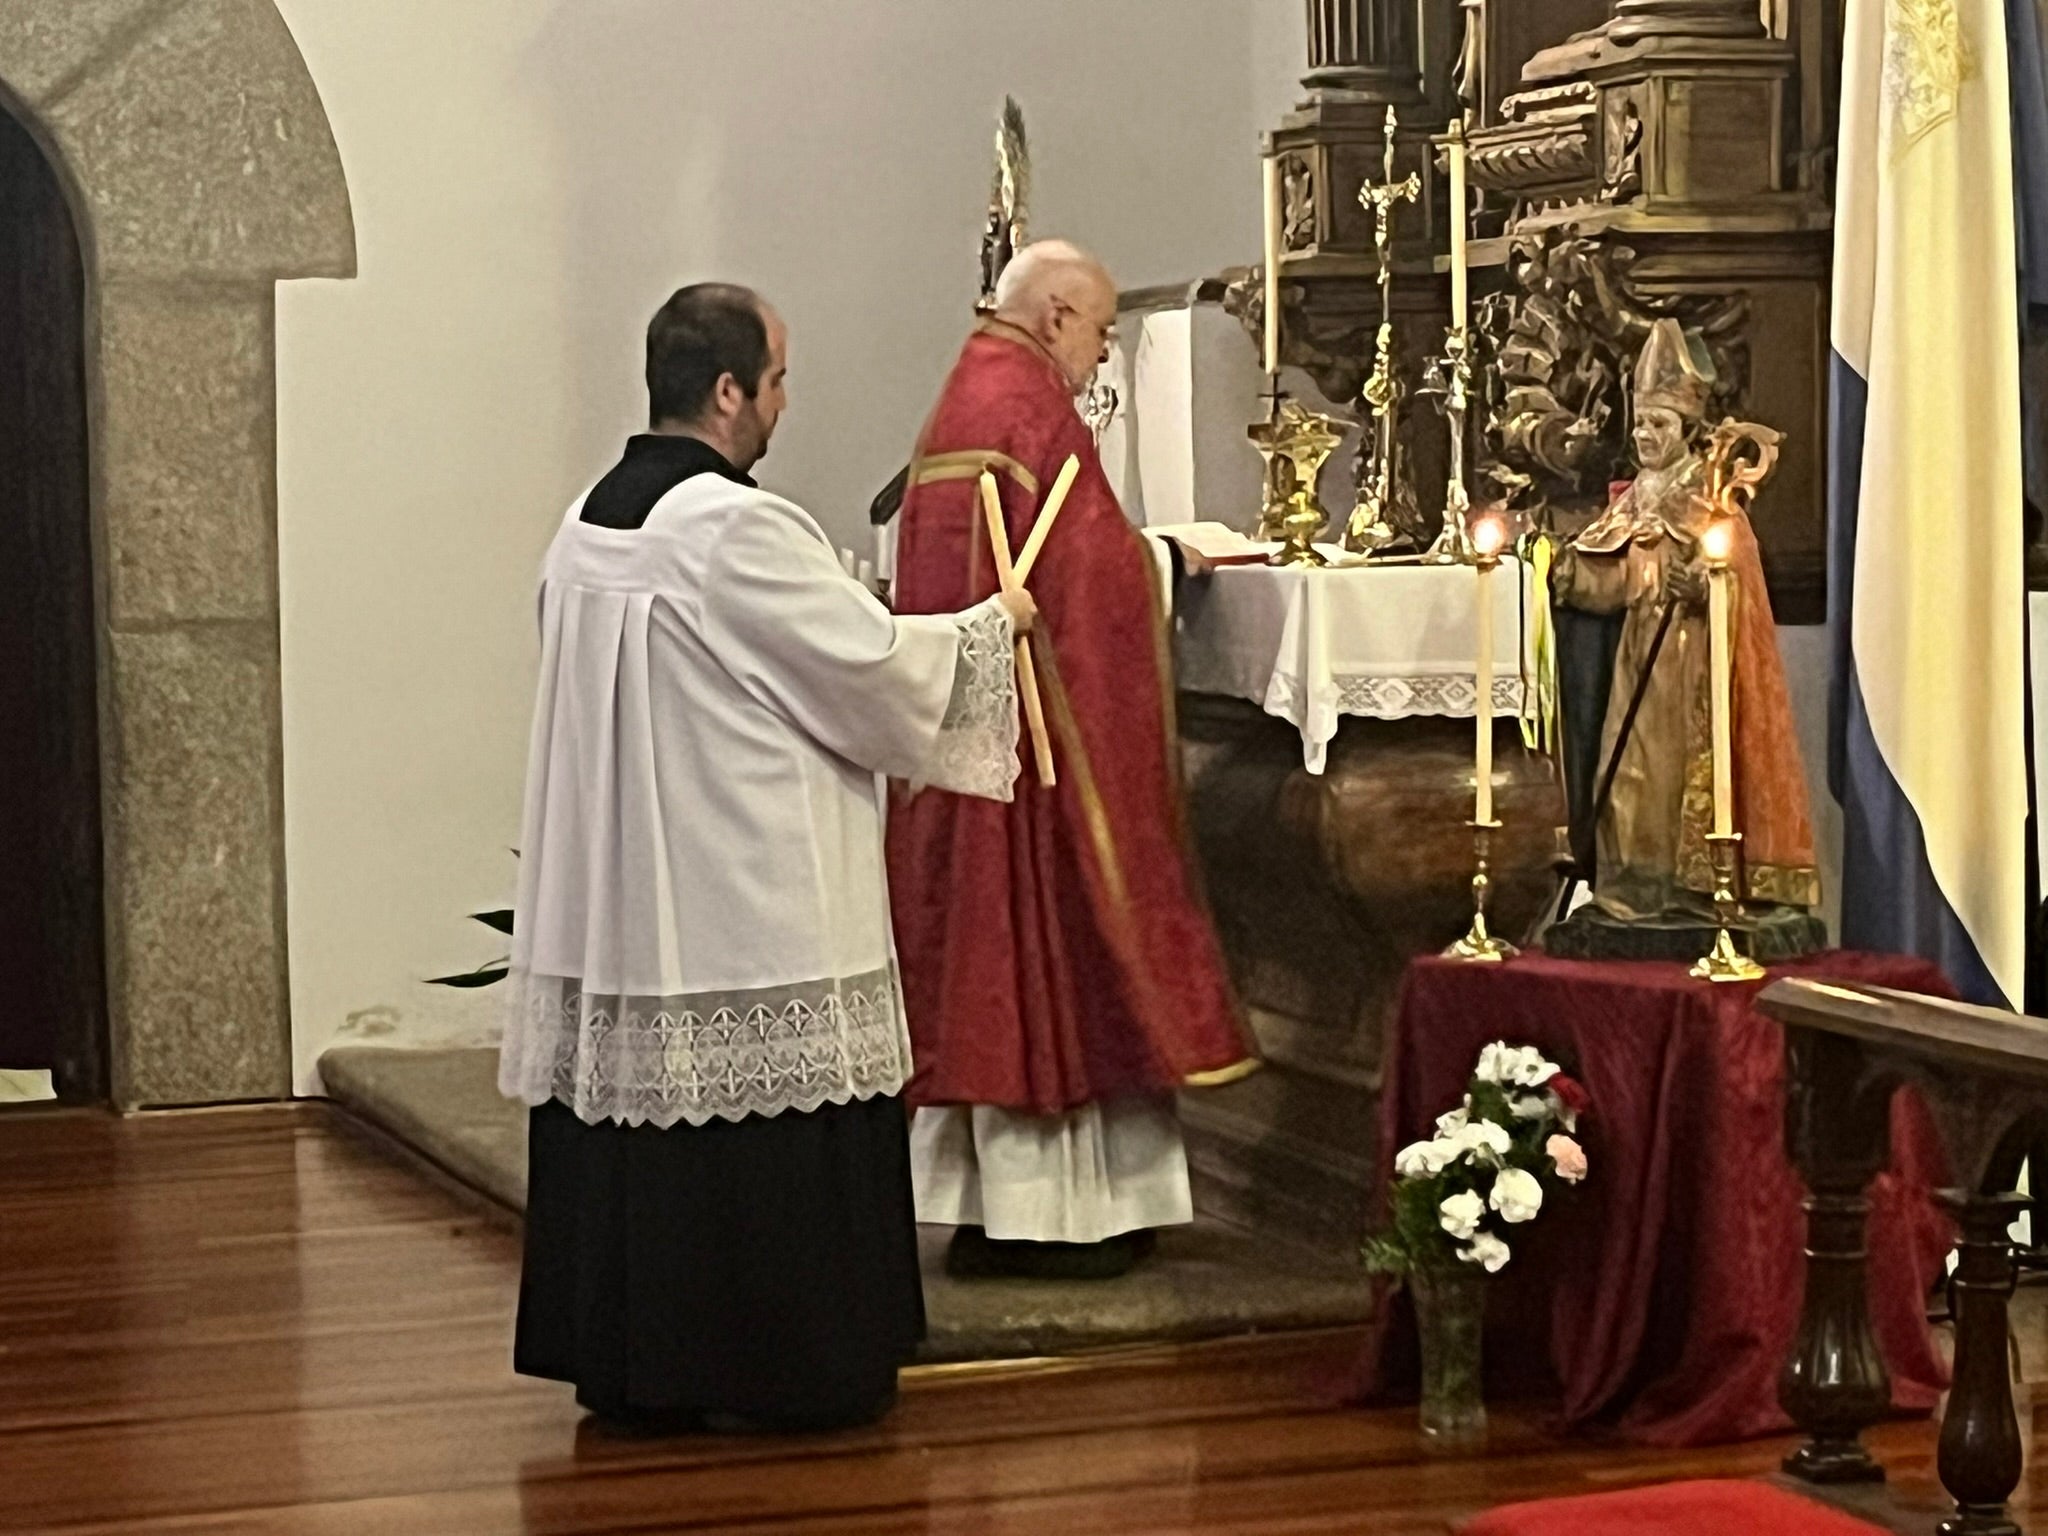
[919,599,1020,801]
[500,966,913,1128]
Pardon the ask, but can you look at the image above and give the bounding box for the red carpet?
[1464,1480,1890,1535]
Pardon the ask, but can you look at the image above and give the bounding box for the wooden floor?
[0,1105,2018,1535]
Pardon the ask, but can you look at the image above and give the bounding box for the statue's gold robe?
[1554,477,1820,920]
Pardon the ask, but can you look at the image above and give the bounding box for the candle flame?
[1472,517,1506,558]
[1701,519,1734,564]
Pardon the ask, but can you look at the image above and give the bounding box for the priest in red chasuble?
[886,241,1257,1278]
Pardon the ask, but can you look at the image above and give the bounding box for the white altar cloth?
[1146,525,1530,774]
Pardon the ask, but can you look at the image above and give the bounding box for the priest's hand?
[997,588,1039,635]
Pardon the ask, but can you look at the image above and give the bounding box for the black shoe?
[944,1225,1155,1281]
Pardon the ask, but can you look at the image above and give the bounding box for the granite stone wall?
[0,0,353,1105]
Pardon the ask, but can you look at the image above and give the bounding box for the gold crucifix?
[1346,106,1422,555]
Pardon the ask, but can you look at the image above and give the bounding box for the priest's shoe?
[944,1225,1157,1280]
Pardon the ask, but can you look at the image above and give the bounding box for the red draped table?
[1356,951,1955,1446]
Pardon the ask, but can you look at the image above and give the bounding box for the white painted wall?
[272,0,1309,1091]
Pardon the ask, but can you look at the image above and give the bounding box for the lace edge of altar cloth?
[496,965,915,1129]
[1143,528,1536,775]
[1258,671,1528,774]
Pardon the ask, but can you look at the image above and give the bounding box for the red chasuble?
[886,323,1257,1114]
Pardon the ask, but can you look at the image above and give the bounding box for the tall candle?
[1262,144,1282,375]
[1704,521,1735,836]
[1447,120,1469,333]
[1472,518,1505,824]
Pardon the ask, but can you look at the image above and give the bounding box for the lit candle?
[1702,518,1735,837]
[1447,119,1469,333]
[1472,516,1505,824]
[1262,141,1282,376]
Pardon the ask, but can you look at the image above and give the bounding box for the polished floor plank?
[0,1104,1999,1534]
[38,1416,1986,1536]
[1,1354,1373,1527]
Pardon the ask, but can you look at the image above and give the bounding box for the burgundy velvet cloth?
[1357,952,1954,1447]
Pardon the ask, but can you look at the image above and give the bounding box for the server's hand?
[997,588,1039,635]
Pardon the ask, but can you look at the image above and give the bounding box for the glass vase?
[1412,1264,1488,1448]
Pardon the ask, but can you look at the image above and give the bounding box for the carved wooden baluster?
[1936,1190,2029,1536]
[1780,1027,1894,1483]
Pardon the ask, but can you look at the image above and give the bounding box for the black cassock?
[512,435,925,1430]
[517,1095,923,1429]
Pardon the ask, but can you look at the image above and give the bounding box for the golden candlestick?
[1422,116,1477,566]
[1445,820,1518,963]
[1692,833,1764,983]
[1446,520,1516,962]
[1422,326,1478,564]
[1684,417,1784,987]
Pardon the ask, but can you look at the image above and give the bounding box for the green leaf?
[471,909,515,936]
[427,961,509,989]
[1362,1235,1411,1275]
[1468,1081,1514,1122]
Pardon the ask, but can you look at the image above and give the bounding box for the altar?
[1153,532,1563,1256]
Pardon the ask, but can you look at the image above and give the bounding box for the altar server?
[500,282,1031,1431]
[887,242,1257,1280]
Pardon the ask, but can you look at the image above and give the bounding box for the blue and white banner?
[1829,0,2030,1006]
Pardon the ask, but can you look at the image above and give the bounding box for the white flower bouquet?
[1363,1041,1590,1277]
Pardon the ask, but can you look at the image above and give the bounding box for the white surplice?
[498,474,1019,1130]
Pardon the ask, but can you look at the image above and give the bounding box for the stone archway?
[0,1,354,1107]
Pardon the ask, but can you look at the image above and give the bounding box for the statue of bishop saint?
[1550,318,1820,929]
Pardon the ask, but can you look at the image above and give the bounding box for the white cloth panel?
[1133,308,1196,527]
[910,1098,1194,1243]
[1095,319,1143,523]
[1152,536,1529,774]
[499,475,1018,1128]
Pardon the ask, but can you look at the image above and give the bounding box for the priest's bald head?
[992,240,1118,395]
[646,282,789,471]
